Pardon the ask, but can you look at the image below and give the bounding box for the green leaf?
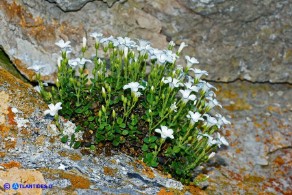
[173,146,181,153]
[75,107,83,114]
[88,116,95,122]
[73,141,81,149]
[143,137,149,143]
[142,144,148,151]
[113,140,120,146]
[117,117,123,125]
[61,135,68,143]
[149,136,157,143]
[146,94,152,103]
[119,123,126,128]
[121,130,129,135]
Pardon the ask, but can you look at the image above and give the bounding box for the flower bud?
[98,110,102,118]
[102,87,106,99]
[69,77,75,84]
[57,57,62,67]
[112,110,116,118]
[82,37,87,48]
[102,105,106,113]
[150,86,154,93]
[56,78,60,88]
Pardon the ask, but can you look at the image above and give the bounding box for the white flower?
[203,114,218,127]
[179,89,197,103]
[162,77,183,89]
[198,80,217,92]
[155,126,174,139]
[115,37,136,49]
[68,58,92,67]
[123,82,145,92]
[178,42,187,53]
[137,40,152,55]
[27,65,46,72]
[185,56,199,67]
[216,132,229,147]
[208,152,216,159]
[184,82,200,92]
[82,37,87,48]
[55,39,71,49]
[206,97,222,109]
[170,102,178,112]
[44,102,62,116]
[189,68,208,79]
[207,135,217,146]
[215,114,231,128]
[90,32,103,41]
[100,36,115,48]
[169,41,175,47]
[186,111,204,124]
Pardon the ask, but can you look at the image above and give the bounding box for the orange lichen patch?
[142,165,155,179]
[223,99,252,111]
[58,151,82,161]
[0,167,45,195]
[0,152,6,158]
[0,124,10,137]
[235,148,242,154]
[157,188,174,195]
[1,161,21,169]
[0,68,47,116]
[0,1,56,42]
[4,138,16,150]
[35,135,46,146]
[243,175,265,183]
[7,107,17,125]
[185,185,207,195]
[103,166,117,177]
[62,172,91,189]
[274,156,285,166]
[38,168,91,189]
[217,87,239,99]
[267,105,282,114]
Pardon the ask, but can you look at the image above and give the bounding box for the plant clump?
[38,34,231,184]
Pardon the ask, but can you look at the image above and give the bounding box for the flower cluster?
[38,33,230,184]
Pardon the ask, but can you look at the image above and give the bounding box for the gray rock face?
[0,0,291,83]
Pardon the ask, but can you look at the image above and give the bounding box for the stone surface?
[205,81,292,194]
[0,0,291,83]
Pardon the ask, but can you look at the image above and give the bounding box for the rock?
[0,0,291,83]
[0,167,46,195]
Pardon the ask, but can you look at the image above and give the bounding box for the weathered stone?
[0,0,291,83]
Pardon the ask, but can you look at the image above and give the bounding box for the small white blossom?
[184,82,200,92]
[179,89,197,103]
[44,102,62,116]
[162,77,183,89]
[206,97,222,109]
[100,36,115,48]
[178,42,187,53]
[185,56,199,67]
[189,68,208,79]
[216,132,229,147]
[169,41,175,47]
[186,111,204,124]
[123,82,145,92]
[215,114,231,128]
[137,40,152,55]
[198,80,217,92]
[27,65,46,72]
[90,32,103,41]
[170,102,178,112]
[55,39,71,49]
[155,126,174,139]
[68,58,92,67]
[203,114,218,127]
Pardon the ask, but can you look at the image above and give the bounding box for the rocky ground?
[0,66,291,194]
